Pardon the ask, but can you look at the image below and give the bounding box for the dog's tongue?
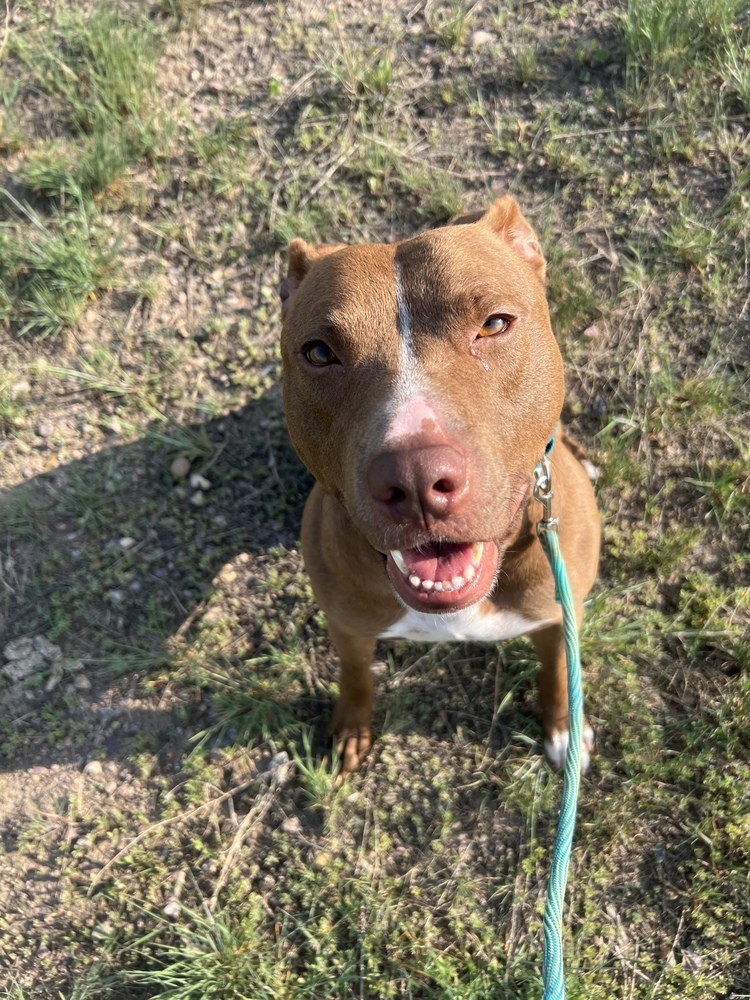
[401,541,477,583]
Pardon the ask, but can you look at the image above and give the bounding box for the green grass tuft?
[0,194,121,337]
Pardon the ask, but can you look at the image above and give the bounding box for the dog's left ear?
[480,196,546,282]
[280,239,347,318]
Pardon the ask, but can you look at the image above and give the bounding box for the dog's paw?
[328,699,373,781]
[545,724,594,773]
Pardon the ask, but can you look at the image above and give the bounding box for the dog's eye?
[302,340,340,367]
[478,314,513,338]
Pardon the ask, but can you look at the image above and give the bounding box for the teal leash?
[533,438,584,1000]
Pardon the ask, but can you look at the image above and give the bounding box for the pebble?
[471,30,496,48]
[36,421,52,438]
[10,379,31,399]
[119,537,136,550]
[189,490,205,507]
[280,815,303,836]
[214,565,237,585]
[170,456,191,480]
[189,472,211,491]
[3,637,35,661]
[2,648,46,681]
[74,674,92,691]
[83,760,104,778]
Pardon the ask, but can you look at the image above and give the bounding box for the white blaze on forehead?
[386,257,436,443]
[394,259,415,364]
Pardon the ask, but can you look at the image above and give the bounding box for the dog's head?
[280,196,564,613]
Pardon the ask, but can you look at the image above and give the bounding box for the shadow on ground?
[0,386,314,768]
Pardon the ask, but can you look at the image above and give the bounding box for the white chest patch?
[377,603,554,643]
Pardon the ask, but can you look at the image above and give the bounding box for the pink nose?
[368,445,469,525]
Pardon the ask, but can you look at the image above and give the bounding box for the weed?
[0,194,121,337]
[15,4,159,134]
[512,45,544,85]
[427,1,475,51]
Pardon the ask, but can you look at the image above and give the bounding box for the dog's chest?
[377,603,552,643]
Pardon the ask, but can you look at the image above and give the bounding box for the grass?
[0,0,749,997]
[0,194,121,337]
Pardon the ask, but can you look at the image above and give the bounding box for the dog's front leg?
[326,622,376,777]
[530,621,593,772]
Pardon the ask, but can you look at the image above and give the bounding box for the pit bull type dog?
[280,196,600,777]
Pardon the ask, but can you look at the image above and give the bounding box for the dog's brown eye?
[303,340,340,367]
[478,314,512,338]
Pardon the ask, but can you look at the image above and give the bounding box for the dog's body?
[280,197,600,776]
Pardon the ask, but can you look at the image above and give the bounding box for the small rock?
[119,537,136,550]
[83,759,104,778]
[44,662,65,692]
[33,635,63,662]
[10,379,31,399]
[36,421,52,438]
[170,456,191,480]
[64,658,85,673]
[189,490,205,507]
[163,899,181,919]
[189,472,211,491]
[106,590,124,604]
[2,651,45,681]
[280,815,303,836]
[471,30,496,48]
[4,637,34,661]
[104,780,118,795]
[214,565,236,585]
[74,673,92,691]
[104,417,122,435]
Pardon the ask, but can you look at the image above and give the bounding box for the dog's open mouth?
[386,540,499,613]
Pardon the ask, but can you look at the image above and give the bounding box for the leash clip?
[533,457,559,535]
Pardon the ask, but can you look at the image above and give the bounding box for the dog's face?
[280,197,564,614]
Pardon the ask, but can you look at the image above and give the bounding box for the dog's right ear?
[280,239,346,318]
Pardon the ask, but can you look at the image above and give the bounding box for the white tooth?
[422,580,434,590]
[409,574,421,587]
[452,575,465,588]
[472,542,484,564]
[433,581,443,592]
[464,563,475,581]
[391,550,408,575]
[442,583,454,592]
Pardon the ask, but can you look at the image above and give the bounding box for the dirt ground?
[1,1,749,997]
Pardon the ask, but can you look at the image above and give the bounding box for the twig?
[0,2,12,63]
[209,756,292,910]
[298,145,355,209]
[88,774,257,895]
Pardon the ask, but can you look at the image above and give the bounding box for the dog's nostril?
[433,478,454,494]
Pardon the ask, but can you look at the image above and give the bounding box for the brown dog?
[280,197,600,777]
